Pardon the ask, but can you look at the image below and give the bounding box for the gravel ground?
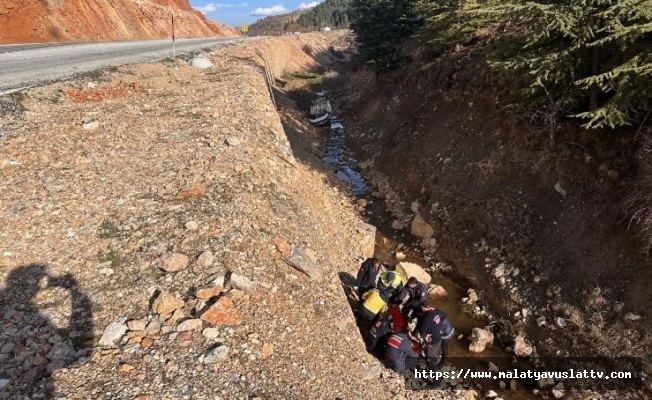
[0,33,482,400]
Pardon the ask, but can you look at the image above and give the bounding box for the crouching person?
[366,317,391,356]
[359,287,389,321]
[384,332,420,373]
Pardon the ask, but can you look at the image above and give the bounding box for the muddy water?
[321,114,538,398]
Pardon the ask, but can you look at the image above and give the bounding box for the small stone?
[391,220,405,230]
[513,335,533,357]
[395,251,406,261]
[185,221,199,231]
[493,264,505,278]
[510,379,517,390]
[176,319,203,332]
[82,120,100,131]
[195,284,222,299]
[229,273,256,293]
[356,198,368,208]
[127,320,146,332]
[272,238,291,256]
[154,253,189,272]
[410,214,434,239]
[98,322,128,348]
[428,284,448,298]
[537,377,555,389]
[467,289,479,304]
[262,343,274,359]
[140,337,154,348]
[119,364,135,373]
[200,297,242,326]
[225,137,241,146]
[0,379,8,389]
[152,291,184,315]
[190,56,213,69]
[202,328,220,339]
[551,382,564,398]
[624,312,642,321]
[486,390,498,398]
[195,250,214,268]
[202,345,230,363]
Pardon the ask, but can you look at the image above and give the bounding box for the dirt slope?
[0,0,239,44]
[337,47,652,361]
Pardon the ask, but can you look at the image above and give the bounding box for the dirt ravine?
[334,37,652,382]
[0,32,485,400]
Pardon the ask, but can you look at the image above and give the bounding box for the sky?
[190,1,323,27]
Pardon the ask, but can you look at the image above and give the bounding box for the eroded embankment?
[330,42,651,380]
[0,33,434,400]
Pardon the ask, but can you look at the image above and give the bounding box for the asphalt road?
[0,37,255,93]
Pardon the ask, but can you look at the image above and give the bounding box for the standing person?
[397,277,428,318]
[419,300,455,368]
[385,332,421,373]
[354,257,382,299]
[410,299,451,388]
[421,301,455,366]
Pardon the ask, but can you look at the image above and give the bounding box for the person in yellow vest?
[378,270,405,303]
[359,287,390,320]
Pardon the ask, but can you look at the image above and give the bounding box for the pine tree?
[350,0,423,70]
[484,0,651,129]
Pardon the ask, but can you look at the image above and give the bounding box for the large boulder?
[396,262,432,285]
[469,328,494,353]
[410,214,435,239]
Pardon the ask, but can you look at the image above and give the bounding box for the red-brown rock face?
[0,0,239,44]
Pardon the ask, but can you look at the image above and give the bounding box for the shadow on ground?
[0,264,94,398]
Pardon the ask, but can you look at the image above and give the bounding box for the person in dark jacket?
[384,332,420,373]
[366,316,391,356]
[397,277,428,318]
[418,300,454,367]
[354,257,381,299]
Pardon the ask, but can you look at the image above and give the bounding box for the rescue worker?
[397,276,428,318]
[366,316,391,355]
[412,299,454,389]
[359,287,389,321]
[377,270,405,303]
[419,300,455,366]
[367,304,406,355]
[354,257,382,299]
[385,332,420,373]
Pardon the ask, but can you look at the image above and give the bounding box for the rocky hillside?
[0,32,484,400]
[248,10,309,36]
[0,0,239,44]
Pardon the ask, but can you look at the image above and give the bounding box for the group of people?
[353,257,455,386]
